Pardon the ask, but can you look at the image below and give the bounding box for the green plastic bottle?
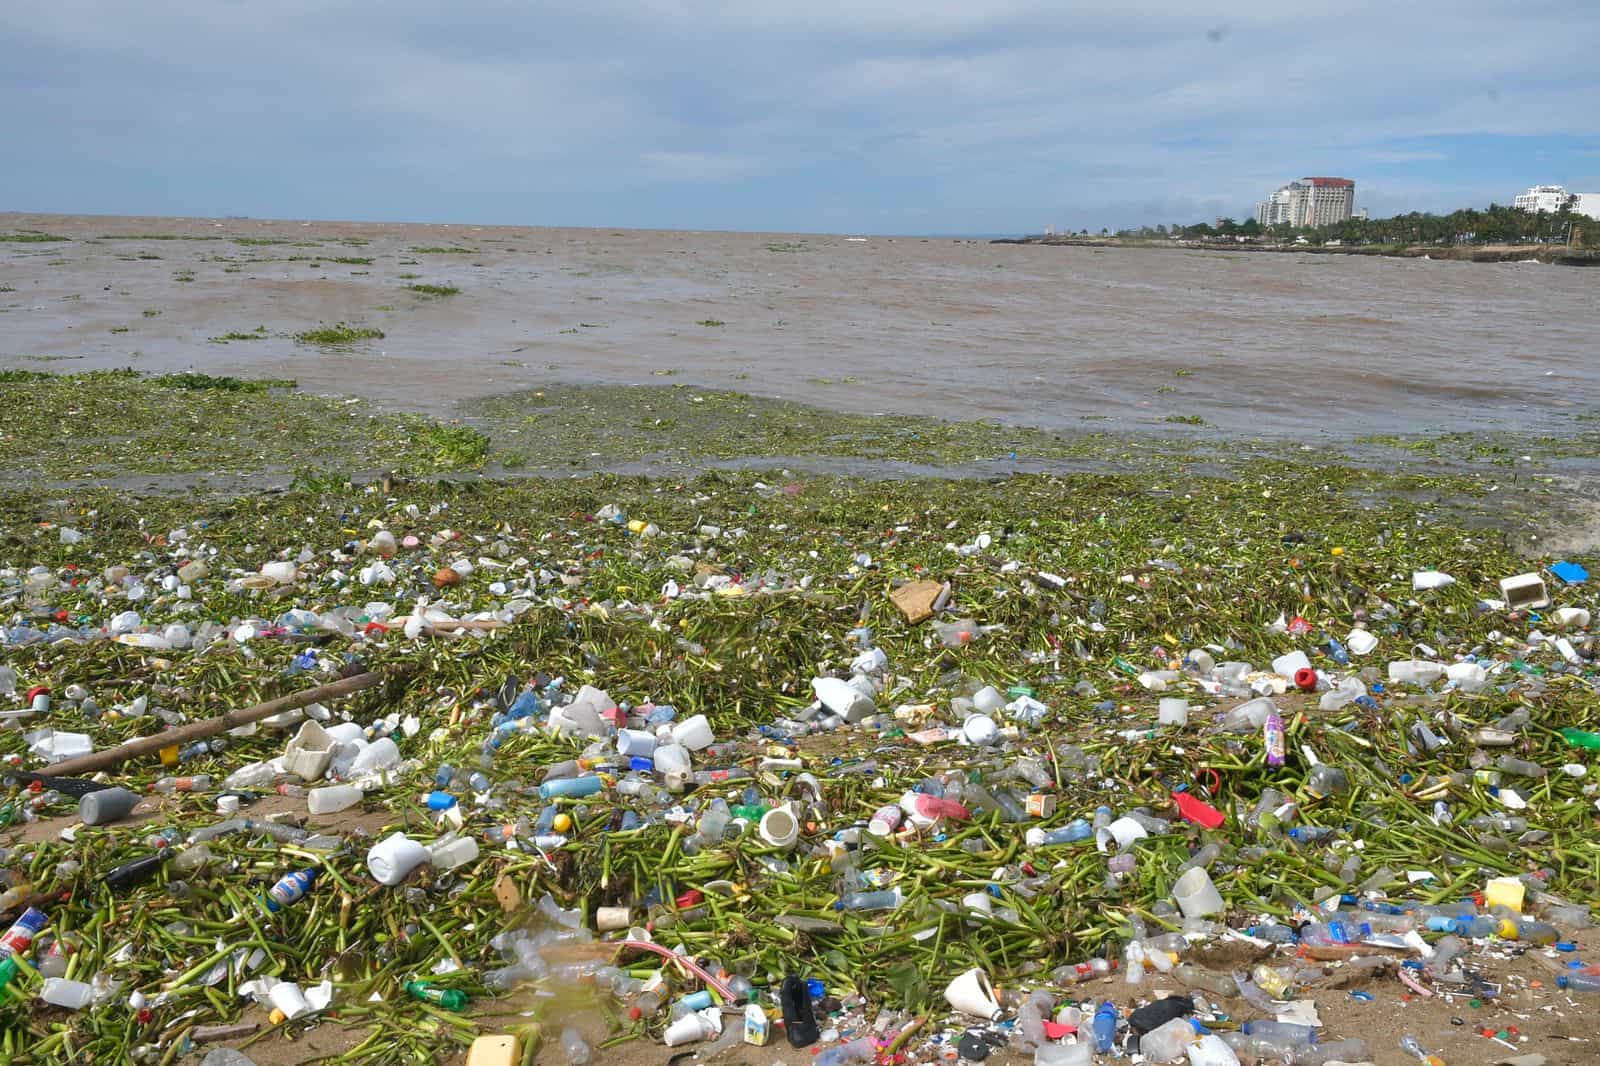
[1559,728,1600,751]
[405,980,468,1011]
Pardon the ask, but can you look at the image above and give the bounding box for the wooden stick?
[39,670,388,777]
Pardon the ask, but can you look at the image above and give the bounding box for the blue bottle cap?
[806,978,826,999]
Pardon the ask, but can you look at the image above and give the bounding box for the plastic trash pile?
[0,471,1595,1064]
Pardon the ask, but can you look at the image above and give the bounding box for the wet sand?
[3,212,1596,438]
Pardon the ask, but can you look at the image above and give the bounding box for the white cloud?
[0,1,1596,229]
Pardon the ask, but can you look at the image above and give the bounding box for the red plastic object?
[1293,667,1317,692]
[674,889,704,909]
[24,686,50,704]
[1172,789,1226,829]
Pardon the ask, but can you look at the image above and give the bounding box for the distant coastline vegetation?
[1108,201,1600,250]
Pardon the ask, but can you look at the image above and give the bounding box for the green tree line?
[1117,199,1599,249]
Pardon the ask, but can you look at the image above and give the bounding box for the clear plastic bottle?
[836,888,903,912]
[1305,765,1350,799]
[1240,1020,1315,1046]
[1496,755,1546,779]
[1174,963,1235,997]
[153,775,213,794]
[560,1027,591,1065]
[1051,957,1115,984]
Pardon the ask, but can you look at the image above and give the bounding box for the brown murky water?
[2,212,1595,436]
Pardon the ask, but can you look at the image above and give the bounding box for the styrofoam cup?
[366,832,430,885]
[671,714,714,751]
[268,980,311,1019]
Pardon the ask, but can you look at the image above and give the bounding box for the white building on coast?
[1514,185,1600,218]
[1255,177,1356,228]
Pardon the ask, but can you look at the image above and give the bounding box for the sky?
[3,1,1598,235]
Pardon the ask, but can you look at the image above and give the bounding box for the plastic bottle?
[1186,1032,1240,1066]
[1249,963,1292,999]
[540,776,603,800]
[1093,1000,1118,1052]
[1305,765,1350,799]
[40,977,94,1009]
[1558,973,1600,992]
[0,907,48,991]
[1174,963,1236,997]
[404,980,467,1011]
[1027,819,1092,847]
[1399,1035,1444,1066]
[837,888,902,912]
[1035,1045,1093,1066]
[560,1027,591,1065]
[1051,957,1115,984]
[1495,755,1546,779]
[1263,711,1285,767]
[264,869,318,912]
[105,853,169,892]
[866,804,903,837]
[307,784,363,815]
[1140,1017,1199,1063]
[223,762,276,791]
[814,1037,874,1066]
[1240,1020,1315,1046]
[153,775,213,794]
[1497,918,1558,944]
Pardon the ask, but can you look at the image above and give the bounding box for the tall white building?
[1255,177,1356,228]
[1514,185,1600,219]
[1514,185,1572,213]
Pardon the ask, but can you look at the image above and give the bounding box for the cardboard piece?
[890,580,944,624]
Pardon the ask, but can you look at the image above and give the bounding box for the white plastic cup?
[758,806,800,851]
[1172,866,1225,918]
[1158,698,1190,726]
[972,686,1006,713]
[367,832,430,886]
[671,714,714,751]
[1096,816,1149,854]
[663,1010,716,1047]
[943,967,1002,1020]
[596,906,631,931]
[308,784,363,815]
[962,891,994,915]
[216,795,241,815]
[617,729,657,758]
[267,980,311,1019]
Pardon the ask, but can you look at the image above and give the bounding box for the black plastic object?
[104,852,170,893]
[958,1030,991,1060]
[1127,993,1194,1034]
[779,974,820,1048]
[3,772,115,798]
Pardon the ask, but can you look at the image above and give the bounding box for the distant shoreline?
[993,236,1600,267]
